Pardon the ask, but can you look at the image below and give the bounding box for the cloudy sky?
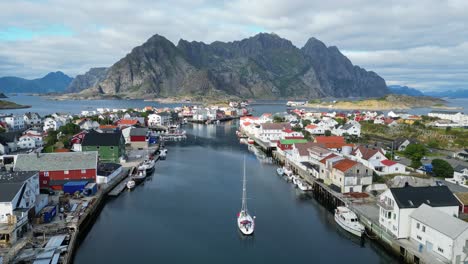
[0,0,467,92]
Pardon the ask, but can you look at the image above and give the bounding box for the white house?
[288,142,318,164]
[76,119,100,131]
[378,160,406,175]
[428,111,465,123]
[320,155,373,193]
[409,204,468,264]
[18,133,43,149]
[43,117,63,132]
[0,132,20,155]
[23,112,41,127]
[332,121,361,137]
[4,115,24,131]
[352,146,387,170]
[281,128,303,139]
[148,112,172,127]
[258,123,291,142]
[51,113,72,125]
[193,108,208,121]
[378,186,459,239]
[305,124,327,135]
[0,171,40,245]
[453,165,468,184]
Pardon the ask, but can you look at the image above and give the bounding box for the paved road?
[442,180,468,193]
[396,153,468,169]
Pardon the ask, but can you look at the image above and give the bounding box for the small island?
[0,99,30,109]
[305,94,447,110]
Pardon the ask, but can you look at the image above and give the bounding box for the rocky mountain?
[425,89,468,98]
[66,67,108,93]
[388,85,424,96]
[78,33,389,99]
[0,71,73,93]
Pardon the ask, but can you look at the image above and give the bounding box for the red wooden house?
[14,152,98,190]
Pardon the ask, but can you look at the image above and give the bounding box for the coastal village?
[0,103,248,264]
[0,100,468,263]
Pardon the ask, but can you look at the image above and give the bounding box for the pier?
[108,167,134,197]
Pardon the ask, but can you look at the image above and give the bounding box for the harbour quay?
[238,109,468,264]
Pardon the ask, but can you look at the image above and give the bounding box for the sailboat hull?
[237,212,255,235]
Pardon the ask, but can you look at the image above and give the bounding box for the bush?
[431,159,454,178]
[325,130,332,136]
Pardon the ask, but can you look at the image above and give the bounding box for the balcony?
[377,200,394,211]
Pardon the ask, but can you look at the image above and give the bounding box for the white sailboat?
[237,157,255,235]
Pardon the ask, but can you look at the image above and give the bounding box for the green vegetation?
[404,143,427,169]
[324,130,332,136]
[273,116,285,123]
[431,159,454,178]
[43,123,80,152]
[0,100,30,109]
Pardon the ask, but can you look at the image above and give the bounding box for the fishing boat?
[131,167,147,184]
[237,157,255,235]
[139,159,156,173]
[276,168,284,176]
[126,180,136,189]
[159,148,167,160]
[334,206,365,237]
[297,179,312,191]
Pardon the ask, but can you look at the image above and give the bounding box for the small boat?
[126,180,136,189]
[159,148,167,160]
[139,159,156,174]
[334,206,365,237]
[297,180,312,191]
[291,175,299,186]
[276,168,284,176]
[131,167,147,184]
[247,138,254,144]
[237,156,255,235]
[283,167,293,176]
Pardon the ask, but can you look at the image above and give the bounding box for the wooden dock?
[108,167,134,197]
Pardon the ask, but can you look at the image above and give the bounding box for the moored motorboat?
[283,166,293,176]
[276,168,284,176]
[247,138,254,144]
[334,206,365,237]
[131,167,147,184]
[297,179,312,191]
[140,159,156,173]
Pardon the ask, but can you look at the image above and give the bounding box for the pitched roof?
[130,127,148,136]
[381,160,398,166]
[0,171,38,202]
[389,186,459,209]
[117,119,139,125]
[294,142,318,156]
[315,136,346,149]
[454,192,468,205]
[82,131,123,146]
[410,204,468,239]
[282,128,294,133]
[320,153,339,164]
[354,146,385,160]
[261,123,291,130]
[14,152,98,172]
[333,159,358,172]
[305,124,317,129]
[454,165,468,173]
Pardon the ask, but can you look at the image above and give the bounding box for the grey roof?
[0,171,37,202]
[341,123,355,130]
[130,127,149,136]
[0,131,21,144]
[14,152,98,172]
[156,112,172,117]
[410,204,468,239]
[390,186,459,209]
[454,165,468,173]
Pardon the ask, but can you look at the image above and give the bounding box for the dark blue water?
[73,121,396,264]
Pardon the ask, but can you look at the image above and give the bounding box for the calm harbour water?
[2,94,466,263]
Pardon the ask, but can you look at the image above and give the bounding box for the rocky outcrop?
[79,33,389,99]
[66,67,108,93]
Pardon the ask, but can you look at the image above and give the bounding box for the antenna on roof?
[408,200,414,206]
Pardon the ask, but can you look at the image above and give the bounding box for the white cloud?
[0,0,467,91]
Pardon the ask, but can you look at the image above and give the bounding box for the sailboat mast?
[242,156,248,212]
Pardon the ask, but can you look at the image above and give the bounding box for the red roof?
[381,160,398,166]
[283,129,294,133]
[315,136,346,149]
[117,119,139,125]
[99,125,117,129]
[333,159,358,172]
[305,124,317,129]
[243,122,251,126]
[353,146,385,160]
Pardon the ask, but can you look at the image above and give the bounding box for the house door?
[426,241,433,252]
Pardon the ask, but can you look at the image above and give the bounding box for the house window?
[110,146,114,150]
[417,235,422,240]
[81,169,86,174]
[44,171,49,177]
[422,226,426,232]
[437,247,444,253]
[416,223,420,229]
[357,169,360,174]
[64,170,69,175]
[96,146,100,149]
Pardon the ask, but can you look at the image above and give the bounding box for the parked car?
[435,180,445,186]
[394,155,401,161]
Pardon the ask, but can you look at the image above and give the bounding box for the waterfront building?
[322,156,372,193]
[276,139,308,154]
[0,171,39,245]
[409,204,468,263]
[314,136,346,150]
[378,186,459,239]
[428,111,465,123]
[129,127,149,149]
[148,112,172,127]
[81,131,126,163]
[96,163,123,184]
[258,123,291,142]
[288,142,320,164]
[14,152,98,190]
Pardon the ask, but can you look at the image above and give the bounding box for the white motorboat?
[297,179,312,191]
[334,206,365,237]
[276,168,284,176]
[131,167,147,184]
[291,175,299,186]
[139,159,156,173]
[159,148,167,160]
[126,180,136,189]
[283,166,293,176]
[237,157,255,235]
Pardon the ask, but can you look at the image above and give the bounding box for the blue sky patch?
[0,25,73,41]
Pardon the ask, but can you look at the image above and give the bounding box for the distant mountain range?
[388,85,468,98]
[0,71,73,93]
[69,33,389,99]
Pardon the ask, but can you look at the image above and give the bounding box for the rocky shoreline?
[0,99,31,110]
